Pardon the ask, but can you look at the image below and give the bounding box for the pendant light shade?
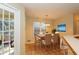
[46,24,50,26]
[45,15,50,26]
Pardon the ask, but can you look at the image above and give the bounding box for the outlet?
[27,40,31,42]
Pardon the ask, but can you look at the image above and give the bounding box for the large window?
[56,23,66,32]
[33,22,46,34]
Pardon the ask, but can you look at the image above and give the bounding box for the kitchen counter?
[63,35,79,55]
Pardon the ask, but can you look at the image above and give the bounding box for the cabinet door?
[74,15,79,34]
[76,20,79,34]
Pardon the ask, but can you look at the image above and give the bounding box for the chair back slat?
[44,34,52,45]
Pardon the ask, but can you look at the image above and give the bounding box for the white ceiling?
[22,3,79,20]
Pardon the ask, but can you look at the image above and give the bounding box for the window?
[56,24,66,32]
[33,22,46,34]
[0,4,14,55]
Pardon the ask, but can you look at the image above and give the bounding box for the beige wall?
[9,3,26,55]
[52,15,74,36]
[46,20,53,33]
[46,26,52,33]
[26,17,35,43]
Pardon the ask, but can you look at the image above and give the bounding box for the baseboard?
[25,41,34,44]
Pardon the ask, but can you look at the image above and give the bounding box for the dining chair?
[34,34,42,50]
[51,34,60,49]
[41,34,52,50]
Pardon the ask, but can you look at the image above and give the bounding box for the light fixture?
[46,24,50,26]
[45,15,50,26]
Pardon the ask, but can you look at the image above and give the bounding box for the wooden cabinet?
[73,14,79,35]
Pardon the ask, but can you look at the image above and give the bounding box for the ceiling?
[22,3,79,20]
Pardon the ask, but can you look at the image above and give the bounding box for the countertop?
[63,35,79,55]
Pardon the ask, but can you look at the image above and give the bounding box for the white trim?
[1,3,17,10]
[0,4,15,13]
[14,10,21,55]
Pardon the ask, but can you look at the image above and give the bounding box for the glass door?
[0,5,14,55]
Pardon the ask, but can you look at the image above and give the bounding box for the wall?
[8,3,26,55]
[73,14,79,34]
[26,17,35,44]
[52,15,74,36]
[46,20,53,33]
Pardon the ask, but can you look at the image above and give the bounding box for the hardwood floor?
[25,43,64,55]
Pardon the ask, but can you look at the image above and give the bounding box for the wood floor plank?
[25,43,64,55]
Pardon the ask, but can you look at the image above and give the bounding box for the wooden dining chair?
[41,34,52,50]
[51,34,60,49]
[34,34,42,50]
